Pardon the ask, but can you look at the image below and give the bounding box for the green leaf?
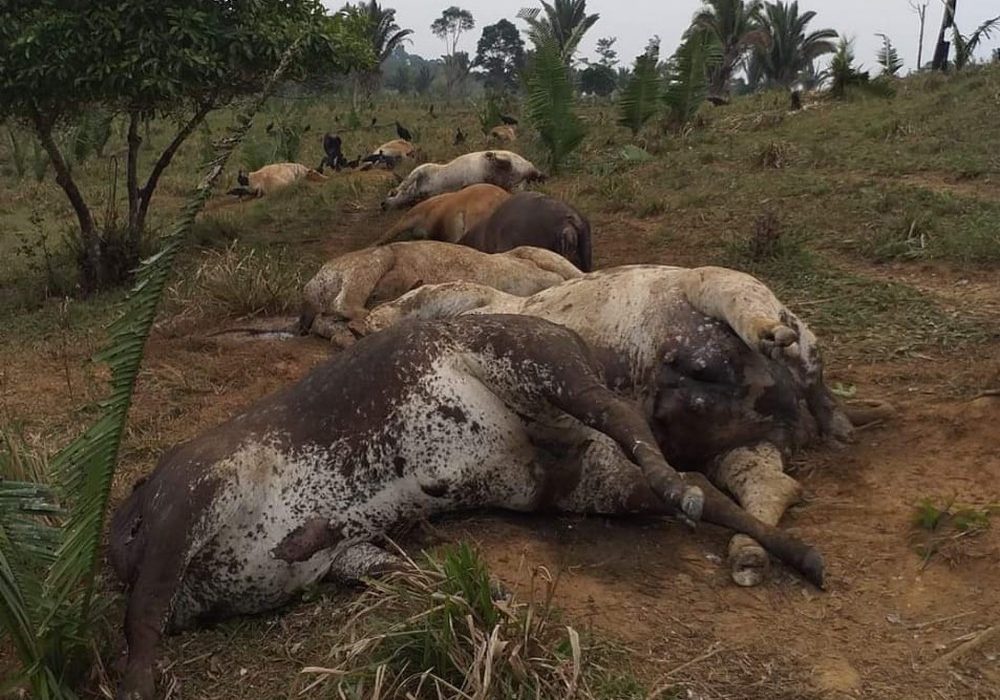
[617,50,661,136]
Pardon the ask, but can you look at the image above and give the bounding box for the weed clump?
[301,543,646,699]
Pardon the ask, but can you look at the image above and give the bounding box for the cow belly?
[168,362,544,626]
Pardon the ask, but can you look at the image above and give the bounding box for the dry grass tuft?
[753,140,796,169]
[300,543,642,700]
[185,242,304,319]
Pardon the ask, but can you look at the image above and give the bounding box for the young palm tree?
[951,15,1000,70]
[517,0,599,65]
[757,1,837,88]
[692,0,768,102]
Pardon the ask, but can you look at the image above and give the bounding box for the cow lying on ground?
[226,163,328,198]
[489,124,517,142]
[359,138,416,171]
[381,150,545,210]
[359,265,859,586]
[298,241,581,338]
[377,184,511,245]
[459,191,593,271]
[110,314,823,700]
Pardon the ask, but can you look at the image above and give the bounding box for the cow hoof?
[729,534,768,587]
[681,486,704,522]
[753,317,798,349]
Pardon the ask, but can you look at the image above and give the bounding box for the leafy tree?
[755,1,837,88]
[525,35,586,172]
[580,64,618,96]
[443,51,473,95]
[432,6,476,56]
[951,16,1000,70]
[473,19,526,91]
[663,28,723,128]
[0,46,295,700]
[414,64,436,94]
[595,36,619,67]
[386,63,414,93]
[875,33,903,76]
[518,0,600,65]
[618,48,661,134]
[692,0,769,101]
[0,0,371,294]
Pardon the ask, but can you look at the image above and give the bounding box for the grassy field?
[1,66,999,697]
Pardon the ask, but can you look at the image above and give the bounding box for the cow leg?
[543,436,823,587]
[704,443,803,587]
[117,547,189,700]
[332,247,396,321]
[326,543,406,583]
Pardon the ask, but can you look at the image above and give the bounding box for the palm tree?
[757,1,837,88]
[692,0,768,101]
[518,0,600,65]
[951,15,1000,70]
[341,1,412,107]
[343,1,413,65]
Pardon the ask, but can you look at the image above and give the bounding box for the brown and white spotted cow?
[110,315,823,700]
[359,265,859,586]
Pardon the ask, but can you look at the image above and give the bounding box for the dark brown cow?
[459,191,593,271]
[110,315,822,700]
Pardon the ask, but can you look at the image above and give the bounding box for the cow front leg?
[705,443,803,587]
[543,437,823,587]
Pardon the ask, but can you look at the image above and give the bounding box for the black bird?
[499,114,518,125]
[318,132,347,173]
[453,127,466,146]
[395,120,412,141]
[428,104,435,117]
[264,122,274,133]
[370,116,377,127]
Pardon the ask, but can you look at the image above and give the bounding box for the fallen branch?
[929,625,998,670]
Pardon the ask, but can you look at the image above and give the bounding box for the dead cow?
[489,124,517,142]
[226,163,327,198]
[381,150,545,210]
[297,241,581,338]
[110,314,823,700]
[377,184,511,245]
[459,191,593,271]
[359,138,415,171]
[361,265,864,586]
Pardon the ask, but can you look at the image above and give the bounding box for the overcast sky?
[326,0,1000,73]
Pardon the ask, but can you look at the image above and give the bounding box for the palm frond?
[663,28,723,128]
[525,35,586,172]
[618,50,661,136]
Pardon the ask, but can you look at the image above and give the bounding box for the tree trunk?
[917,5,927,69]
[126,112,142,260]
[134,103,212,240]
[931,0,957,70]
[29,107,101,294]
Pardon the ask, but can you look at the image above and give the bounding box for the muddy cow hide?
[360,265,856,586]
[459,191,593,271]
[380,150,545,210]
[110,315,822,699]
[298,241,581,339]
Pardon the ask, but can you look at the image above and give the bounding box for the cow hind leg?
[705,443,803,587]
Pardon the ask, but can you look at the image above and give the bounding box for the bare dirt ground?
[2,180,998,700]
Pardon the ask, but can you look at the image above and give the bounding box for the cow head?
[380,170,425,210]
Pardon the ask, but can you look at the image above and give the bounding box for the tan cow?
[489,125,517,142]
[298,241,581,339]
[377,184,511,245]
[227,163,328,198]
